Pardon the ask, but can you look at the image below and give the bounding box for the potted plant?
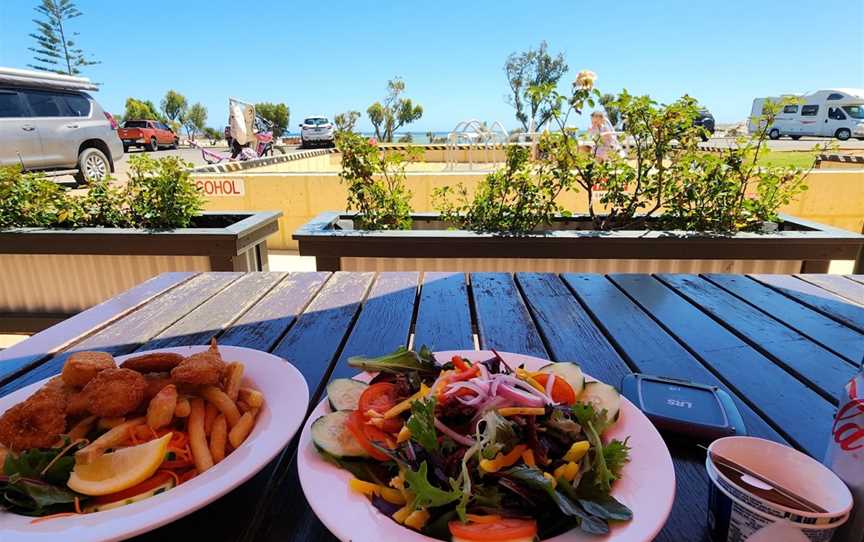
[294,73,864,273]
[0,154,280,331]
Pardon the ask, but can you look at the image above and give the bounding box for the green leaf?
[402,461,460,510]
[348,347,438,374]
[407,397,439,451]
[579,496,633,521]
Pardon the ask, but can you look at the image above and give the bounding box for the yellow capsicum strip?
[563,441,591,463]
[479,444,527,473]
[552,461,580,482]
[498,407,546,417]
[404,508,431,530]
[383,384,430,419]
[348,478,406,505]
[515,368,546,394]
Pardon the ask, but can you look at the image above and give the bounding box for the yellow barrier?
[195,168,864,251]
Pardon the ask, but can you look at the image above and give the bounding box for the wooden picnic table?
[1,271,862,542]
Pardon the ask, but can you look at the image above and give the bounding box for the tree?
[599,93,620,127]
[504,41,568,131]
[334,110,361,133]
[255,102,290,137]
[367,78,423,142]
[183,103,207,140]
[122,98,162,122]
[161,90,188,124]
[203,127,222,144]
[28,0,99,75]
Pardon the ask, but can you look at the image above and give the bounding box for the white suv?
[299,116,335,148]
[0,67,123,184]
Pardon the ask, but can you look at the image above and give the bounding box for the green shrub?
[0,155,203,231]
[336,131,418,230]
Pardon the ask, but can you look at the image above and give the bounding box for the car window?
[21,89,68,117]
[782,105,798,114]
[827,93,844,100]
[62,94,91,117]
[828,107,847,120]
[801,105,819,116]
[842,105,864,119]
[0,91,26,118]
[123,120,149,128]
[304,118,329,126]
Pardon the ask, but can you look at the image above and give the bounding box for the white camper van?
[748,89,864,140]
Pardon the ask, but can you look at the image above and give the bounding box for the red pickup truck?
[118,120,178,152]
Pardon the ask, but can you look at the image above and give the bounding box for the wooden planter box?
[295,212,864,274]
[0,211,281,332]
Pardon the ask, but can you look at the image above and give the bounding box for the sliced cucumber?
[83,478,175,513]
[327,378,368,411]
[538,362,585,396]
[577,382,621,428]
[311,411,369,458]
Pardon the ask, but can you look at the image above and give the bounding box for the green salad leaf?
[407,397,438,451]
[348,346,438,374]
[403,461,461,510]
[0,474,79,516]
[475,409,518,460]
[572,403,631,494]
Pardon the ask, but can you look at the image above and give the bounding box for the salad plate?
[0,345,309,542]
[298,350,675,542]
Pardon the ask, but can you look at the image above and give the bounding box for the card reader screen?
[640,379,726,427]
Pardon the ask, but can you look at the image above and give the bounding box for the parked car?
[0,67,123,184]
[299,116,335,147]
[748,89,864,140]
[694,109,715,140]
[118,119,178,152]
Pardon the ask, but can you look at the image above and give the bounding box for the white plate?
[0,345,309,541]
[298,350,675,542]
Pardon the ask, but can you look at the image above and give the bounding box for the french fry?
[174,397,191,417]
[209,414,227,463]
[224,362,244,401]
[97,417,126,430]
[201,386,241,427]
[67,415,97,441]
[189,398,214,473]
[228,409,257,449]
[204,402,218,435]
[147,384,177,430]
[237,387,264,409]
[76,417,145,464]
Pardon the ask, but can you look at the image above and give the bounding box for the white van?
[748,89,864,141]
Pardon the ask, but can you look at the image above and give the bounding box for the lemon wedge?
[68,432,172,496]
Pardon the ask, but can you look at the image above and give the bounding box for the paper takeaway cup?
[706,437,852,542]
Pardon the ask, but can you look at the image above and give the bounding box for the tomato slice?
[449,517,538,541]
[347,410,392,461]
[533,373,577,404]
[90,471,174,506]
[358,383,402,417]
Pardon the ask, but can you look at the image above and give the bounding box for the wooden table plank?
[610,274,833,458]
[471,272,548,358]
[218,272,330,351]
[271,271,374,398]
[329,272,419,381]
[704,274,863,363]
[750,274,864,333]
[563,274,786,443]
[0,272,241,397]
[0,272,195,385]
[516,273,626,385]
[657,274,857,402]
[413,272,473,351]
[140,273,287,350]
[796,274,864,305]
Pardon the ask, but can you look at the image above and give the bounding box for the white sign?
[195,178,245,197]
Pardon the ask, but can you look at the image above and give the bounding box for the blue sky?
[1,0,862,131]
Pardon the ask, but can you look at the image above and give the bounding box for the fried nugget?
[62,351,115,388]
[121,352,185,374]
[82,368,146,417]
[171,350,225,386]
[0,388,67,450]
[143,372,175,401]
[66,390,91,417]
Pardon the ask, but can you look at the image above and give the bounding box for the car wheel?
[74,147,110,185]
[149,137,158,152]
[790,136,801,140]
[171,138,178,149]
[123,143,130,152]
[835,128,851,141]
[768,129,780,140]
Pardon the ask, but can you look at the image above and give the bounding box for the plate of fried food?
[0,340,309,541]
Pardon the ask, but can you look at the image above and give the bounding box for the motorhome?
[748,88,864,140]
